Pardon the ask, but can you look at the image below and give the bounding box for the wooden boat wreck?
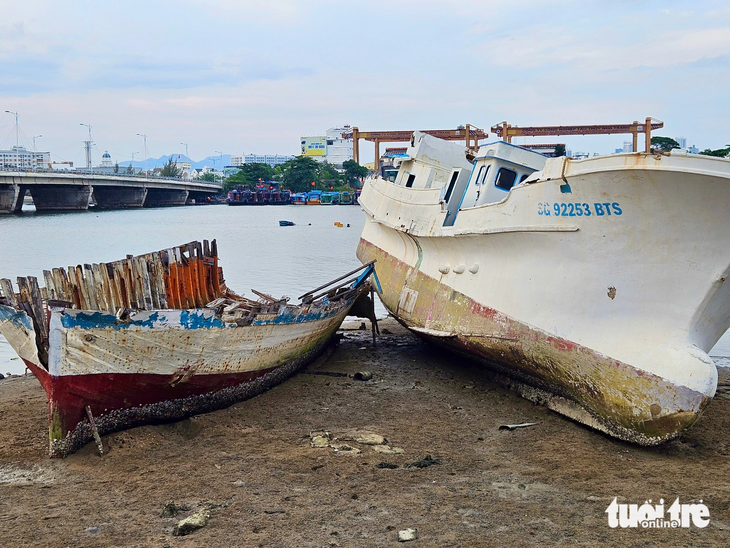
[0,240,375,457]
[357,131,730,445]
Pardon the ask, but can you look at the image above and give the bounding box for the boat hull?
[1,299,356,457]
[356,152,730,444]
[358,235,711,444]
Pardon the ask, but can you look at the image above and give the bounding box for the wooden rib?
[83,264,99,311]
[51,268,66,302]
[43,270,57,302]
[27,277,48,338]
[152,252,167,308]
[195,241,209,305]
[0,279,17,307]
[102,263,119,312]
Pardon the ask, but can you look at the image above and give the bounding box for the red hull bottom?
[24,337,339,458]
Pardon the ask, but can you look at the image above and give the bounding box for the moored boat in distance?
[227,181,291,205]
[279,220,295,226]
[321,191,340,205]
[292,192,308,205]
[356,130,730,445]
[339,191,354,205]
[307,190,322,204]
[0,240,376,457]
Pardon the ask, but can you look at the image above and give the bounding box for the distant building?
[100,150,113,167]
[0,146,51,170]
[688,145,699,154]
[675,136,687,149]
[300,126,353,168]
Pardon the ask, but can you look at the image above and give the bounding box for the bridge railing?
[0,167,224,188]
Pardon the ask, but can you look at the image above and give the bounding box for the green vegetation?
[553,144,566,157]
[160,156,182,178]
[199,172,217,182]
[650,136,680,152]
[224,163,274,192]
[342,159,369,185]
[699,146,730,158]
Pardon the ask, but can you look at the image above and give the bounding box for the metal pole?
[645,117,652,153]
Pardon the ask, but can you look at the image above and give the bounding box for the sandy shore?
[1,318,729,547]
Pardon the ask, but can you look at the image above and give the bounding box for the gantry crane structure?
[491,117,664,153]
[346,125,488,170]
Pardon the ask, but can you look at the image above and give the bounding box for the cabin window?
[495,168,517,191]
[519,174,529,183]
[327,140,334,145]
[474,165,490,186]
[405,174,416,188]
[443,170,460,203]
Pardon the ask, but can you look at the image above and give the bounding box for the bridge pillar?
[0,184,21,214]
[29,185,93,211]
[93,187,148,209]
[144,189,189,207]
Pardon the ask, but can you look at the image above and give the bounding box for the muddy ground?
[0,318,729,547]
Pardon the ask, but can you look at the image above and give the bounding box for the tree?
[199,172,217,182]
[114,162,119,174]
[699,147,730,158]
[280,156,321,192]
[318,162,344,189]
[126,165,134,174]
[160,156,182,178]
[224,162,275,192]
[553,144,566,157]
[650,136,680,152]
[342,159,369,186]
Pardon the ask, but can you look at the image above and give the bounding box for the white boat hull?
[357,151,730,444]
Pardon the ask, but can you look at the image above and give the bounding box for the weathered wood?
[152,252,168,308]
[124,255,139,310]
[43,270,57,302]
[51,268,66,302]
[75,265,91,310]
[27,276,48,339]
[0,279,17,307]
[83,264,99,311]
[85,406,104,456]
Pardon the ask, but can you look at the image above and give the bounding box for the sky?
[1,0,729,166]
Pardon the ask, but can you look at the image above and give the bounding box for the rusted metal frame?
[187,243,203,308]
[195,241,209,305]
[0,279,18,307]
[298,260,376,300]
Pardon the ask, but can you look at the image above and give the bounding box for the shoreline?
[1,318,729,545]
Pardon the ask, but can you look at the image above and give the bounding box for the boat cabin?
[388,132,548,227]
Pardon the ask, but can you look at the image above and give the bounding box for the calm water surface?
[1,204,729,375]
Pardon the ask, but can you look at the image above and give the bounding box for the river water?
[1,205,729,375]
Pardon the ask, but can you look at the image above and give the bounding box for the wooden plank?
[83,264,99,311]
[152,252,167,308]
[188,243,202,307]
[103,263,120,312]
[146,254,161,309]
[75,265,91,310]
[51,268,66,302]
[124,255,138,309]
[203,239,210,257]
[136,256,154,310]
[0,279,17,307]
[27,276,48,338]
[92,264,110,313]
[43,270,57,302]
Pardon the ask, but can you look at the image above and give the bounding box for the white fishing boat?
[0,240,375,457]
[357,131,730,445]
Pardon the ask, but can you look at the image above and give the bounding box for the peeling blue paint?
[60,309,226,330]
[0,305,34,330]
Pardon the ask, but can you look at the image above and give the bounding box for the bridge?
[0,170,223,213]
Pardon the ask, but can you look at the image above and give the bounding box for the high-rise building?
[300,126,354,168]
[675,136,687,149]
[0,146,51,170]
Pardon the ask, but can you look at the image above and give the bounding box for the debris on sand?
[376,462,399,469]
[331,443,361,455]
[172,510,210,536]
[398,528,418,542]
[310,431,332,448]
[499,422,538,431]
[372,445,404,454]
[405,455,440,469]
[352,371,373,381]
[352,433,385,445]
